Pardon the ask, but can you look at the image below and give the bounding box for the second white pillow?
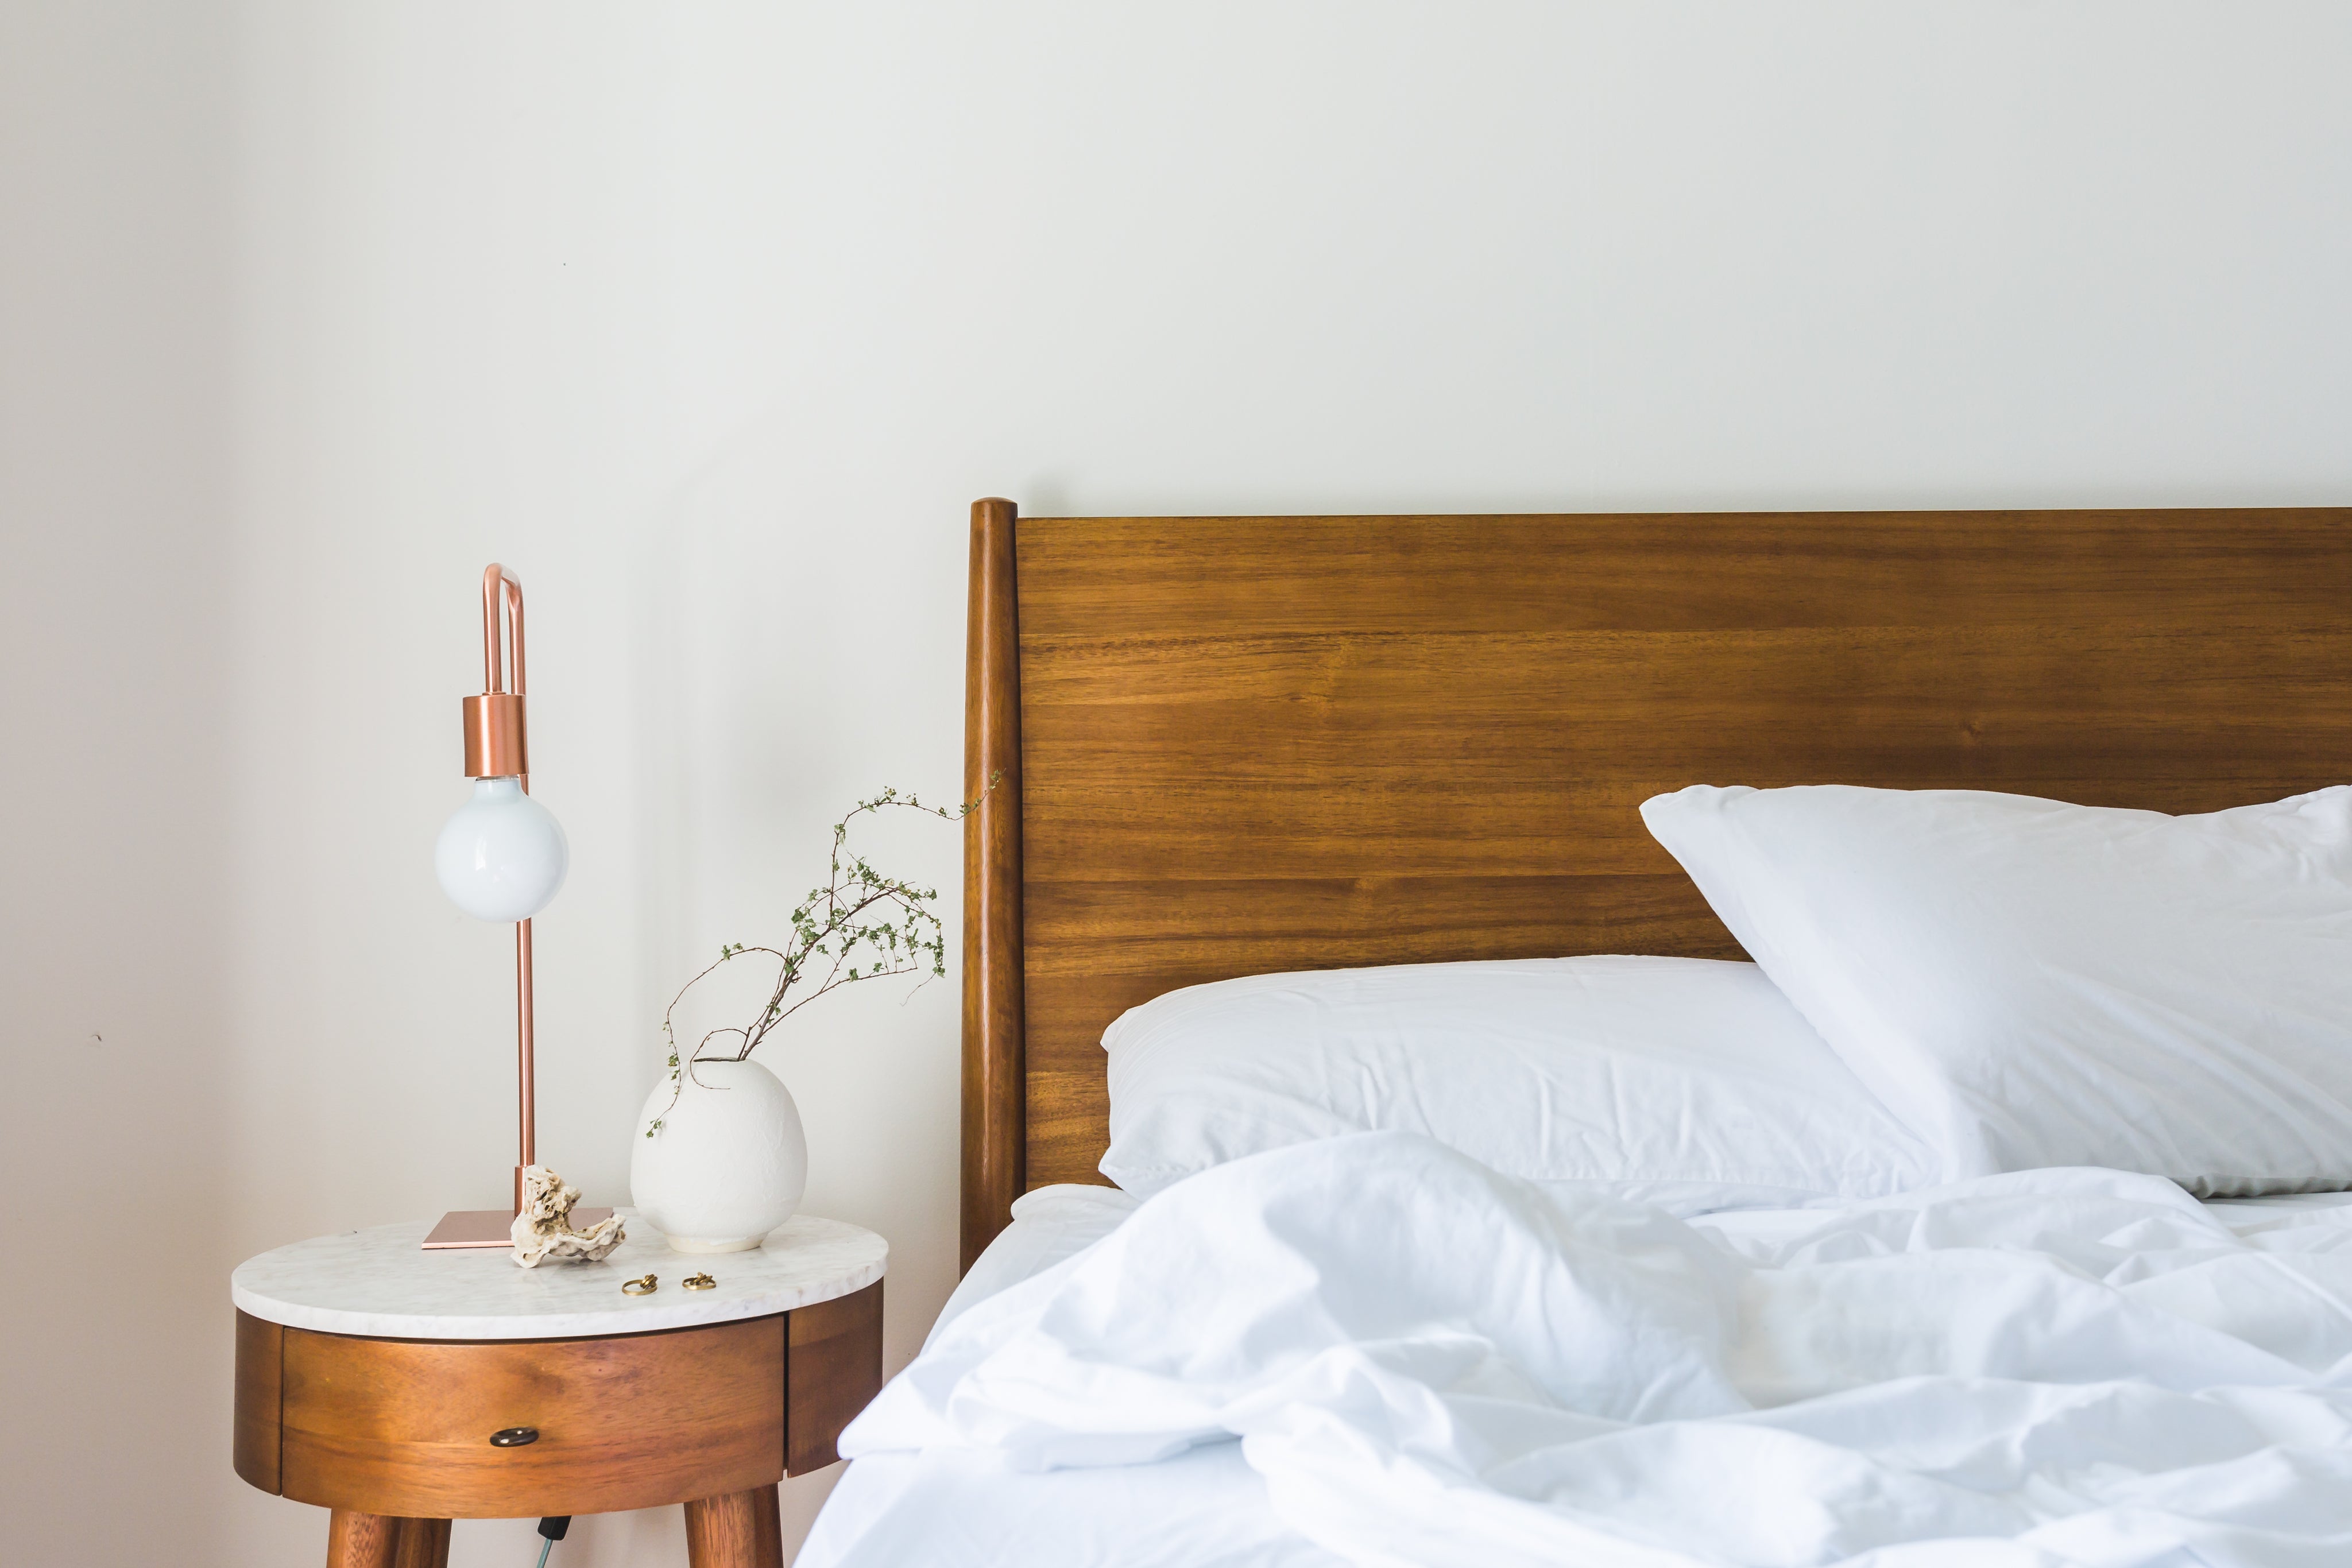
[1100,955,1937,1212]
[1641,783,2352,1196]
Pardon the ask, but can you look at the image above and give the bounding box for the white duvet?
[840,1133,2352,1567]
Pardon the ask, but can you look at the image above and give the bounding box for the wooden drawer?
[278,1316,785,1519]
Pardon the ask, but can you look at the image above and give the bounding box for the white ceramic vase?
[630,1056,808,1253]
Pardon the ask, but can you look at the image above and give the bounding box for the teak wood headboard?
[958,498,2352,1269]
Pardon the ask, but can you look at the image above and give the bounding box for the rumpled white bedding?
[824,1133,2352,1567]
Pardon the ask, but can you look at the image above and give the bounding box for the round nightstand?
[232,1211,888,1568]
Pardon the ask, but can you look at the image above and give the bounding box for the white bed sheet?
[802,1183,1337,1568]
[799,1170,2352,1568]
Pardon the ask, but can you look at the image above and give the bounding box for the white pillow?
[1640,784,2352,1197]
[1099,955,1937,1213]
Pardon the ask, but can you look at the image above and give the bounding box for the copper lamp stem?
[514,917,536,1215]
[480,563,536,1216]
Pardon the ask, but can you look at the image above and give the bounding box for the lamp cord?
[533,1541,552,1568]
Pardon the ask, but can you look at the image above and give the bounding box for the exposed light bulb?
[436,776,569,923]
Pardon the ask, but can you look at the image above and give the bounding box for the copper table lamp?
[421,565,608,1248]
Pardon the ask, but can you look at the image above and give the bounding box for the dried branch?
[645,776,997,1136]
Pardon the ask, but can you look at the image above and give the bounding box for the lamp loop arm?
[480,564,526,695]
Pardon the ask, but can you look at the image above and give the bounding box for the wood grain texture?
[787,1279,884,1476]
[325,1511,448,1568]
[981,508,2352,1193]
[326,1509,401,1568]
[684,1485,784,1568]
[280,1317,784,1519]
[234,1308,283,1495]
[964,497,1027,1270]
[391,1516,451,1568]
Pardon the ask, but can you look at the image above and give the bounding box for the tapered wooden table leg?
[684,1485,784,1568]
[392,1517,451,1568]
[326,1512,450,1568]
[326,1511,393,1568]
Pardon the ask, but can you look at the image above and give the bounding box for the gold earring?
[683,1272,716,1291]
[621,1274,658,1295]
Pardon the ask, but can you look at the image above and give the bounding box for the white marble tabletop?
[232,1211,887,1341]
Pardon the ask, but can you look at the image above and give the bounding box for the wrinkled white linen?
[842,1133,2352,1567]
[802,1443,1346,1568]
[927,1182,1142,1346]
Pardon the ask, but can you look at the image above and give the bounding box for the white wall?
[1,2,237,1564]
[7,3,2351,1563]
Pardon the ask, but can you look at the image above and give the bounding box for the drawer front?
[281,1315,784,1518]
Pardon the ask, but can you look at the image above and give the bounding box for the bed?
[802,501,2352,1567]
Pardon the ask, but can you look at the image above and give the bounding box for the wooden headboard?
[959,500,2352,1268]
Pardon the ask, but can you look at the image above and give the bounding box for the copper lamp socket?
[463,692,529,779]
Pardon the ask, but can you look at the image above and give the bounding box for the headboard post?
[961,498,1026,1272]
